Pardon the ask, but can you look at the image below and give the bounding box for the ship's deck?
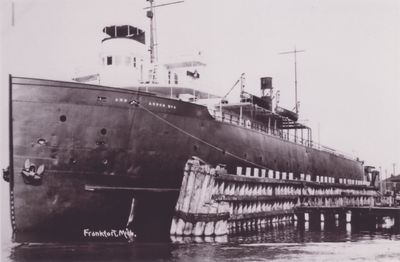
[208,103,356,162]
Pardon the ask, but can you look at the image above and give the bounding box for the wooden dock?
[169,159,380,236]
[295,206,400,230]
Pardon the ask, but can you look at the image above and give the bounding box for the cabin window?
[133,57,136,67]
[124,56,131,66]
[168,71,171,84]
[174,73,178,84]
[115,56,122,66]
[107,56,112,65]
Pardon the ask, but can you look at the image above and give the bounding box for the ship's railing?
[209,109,357,161]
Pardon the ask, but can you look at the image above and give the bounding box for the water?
[2,223,400,262]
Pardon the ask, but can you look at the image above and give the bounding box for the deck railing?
[209,109,357,161]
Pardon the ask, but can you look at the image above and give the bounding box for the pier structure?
[170,158,379,236]
[296,206,400,231]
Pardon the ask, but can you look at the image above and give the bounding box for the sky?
[0,0,399,178]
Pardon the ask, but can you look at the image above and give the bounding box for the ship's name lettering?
[148,101,176,109]
[115,98,128,103]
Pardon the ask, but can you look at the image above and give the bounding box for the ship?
[4,1,374,242]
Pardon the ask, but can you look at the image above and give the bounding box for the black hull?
[8,76,365,241]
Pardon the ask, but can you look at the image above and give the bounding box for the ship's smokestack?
[260,77,273,111]
[260,77,272,93]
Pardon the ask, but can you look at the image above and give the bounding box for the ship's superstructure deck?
[205,103,354,161]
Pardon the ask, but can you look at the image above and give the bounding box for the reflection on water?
[3,223,400,262]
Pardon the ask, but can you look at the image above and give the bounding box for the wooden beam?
[85,185,180,193]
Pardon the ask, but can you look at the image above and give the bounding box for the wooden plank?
[174,210,230,223]
[84,185,179,193]
[300,194,376,198]
[295,206,400,216]
[212,194,298,202]
[229,210,295,221]
[215,174,376,190]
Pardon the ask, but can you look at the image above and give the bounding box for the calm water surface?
[2,223,400,262]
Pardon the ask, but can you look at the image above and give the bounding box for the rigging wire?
[130,99,269,170]
[221,73,245,100]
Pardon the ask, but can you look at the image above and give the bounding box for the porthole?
[100,128,107,135]
[37,138,46,145]
[60,115,67,122]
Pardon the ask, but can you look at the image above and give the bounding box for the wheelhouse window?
[107,56,112,65]
[124,56,131,66]
[115,56,122,66]
[174,73,178,85]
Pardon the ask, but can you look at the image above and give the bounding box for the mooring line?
[132,100,269,170]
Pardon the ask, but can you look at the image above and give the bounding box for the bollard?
[183,222,193,235]
[268,170,274,179]
[246,167,252,177]
[254,168,259,177]
[214,220,228,235]
[170,217,178,235]
[218,181,225,195]
[204,221,215,236]
[346,212,351,223]
[175,218,186,235]
[261,169,266,178]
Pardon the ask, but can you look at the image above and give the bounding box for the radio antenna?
[279,47,305,114]
[144,0,184,63]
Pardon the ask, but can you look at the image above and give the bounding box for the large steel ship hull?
[8,76,364,241]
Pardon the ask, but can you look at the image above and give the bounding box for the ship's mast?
[279,47,305,114]
[147,0,155,63]
[144,0,184,64]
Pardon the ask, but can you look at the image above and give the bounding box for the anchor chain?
[2,166,16,235]
[10,186,16,236]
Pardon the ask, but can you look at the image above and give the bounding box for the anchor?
[21,159,45,186]
[3,166,10,182]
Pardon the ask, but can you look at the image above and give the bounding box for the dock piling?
[170,159,381,237]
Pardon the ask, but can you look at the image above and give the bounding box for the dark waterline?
[3,222,400,262]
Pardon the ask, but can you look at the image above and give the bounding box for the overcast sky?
[0,0,399,178]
